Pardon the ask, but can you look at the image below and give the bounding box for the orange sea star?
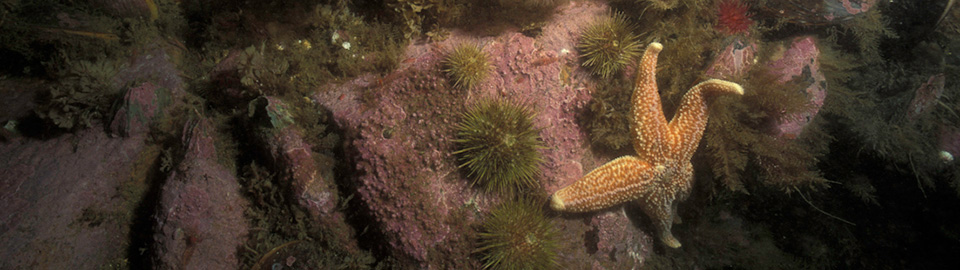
[550,42,744,248]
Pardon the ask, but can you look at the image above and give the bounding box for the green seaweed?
[701,46,831,192]
[385,0,464,40]
[238,162,374,269]
[212,2,404,102]
[36,58,122,130]
[583,76,633,151]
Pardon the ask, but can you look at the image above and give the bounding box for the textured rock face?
[0,42,183,269]
[767,36,826,139]
[0,128,146,269]
[707,37,757,80]
[247,96,362,255]
[110,82,172,137]
[152,117,249,269]
[315,1,646,268]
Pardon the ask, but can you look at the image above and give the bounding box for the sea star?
[550,42,743,248]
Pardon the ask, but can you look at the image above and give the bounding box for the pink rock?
[590,211,653,268]
[248,96,363,256]
[314,1,645,267]
[109,82,171,137]
[767,36,827,139]
[706,37,758,80]
[115,46,184,95]
[208,49,247,104]
[906,74,945,121]
[153,117,249,269]
[0,128,147,269]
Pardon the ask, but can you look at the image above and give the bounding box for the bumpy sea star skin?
[550,42,744,248]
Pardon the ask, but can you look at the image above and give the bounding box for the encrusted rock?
[152,117,249,269]
[767,36,827,139]
[247,96,363,256]
[109,82,172,137]
[0,128,148,269]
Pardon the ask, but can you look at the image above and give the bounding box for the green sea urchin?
[578,12,642,78]
[455,99,543,194]
[477,197,560,269]
[444,43,492,89]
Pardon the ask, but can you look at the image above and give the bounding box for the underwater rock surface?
[246,96,363,256]
[0,127,147,269]
[316,1,648,267]
[109,82,172,137]
[767,36,826,139]
[152,117,248,269]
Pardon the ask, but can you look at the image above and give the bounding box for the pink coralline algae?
[314,1,649,267]
[318,55,473,265]
[590,211,654,268]
[249,96,363,255]
[109,82,172,137]
[153,117,248,269]
[767,36,826,139]
[0,127,147,269]
[706,37,758,80]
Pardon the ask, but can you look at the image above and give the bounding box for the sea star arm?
[631,161,693,249]
[667,79,744,162]
[550,156,657,212]
[631,42,670,163]
[637,187,683,248]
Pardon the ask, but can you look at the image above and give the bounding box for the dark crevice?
[329,113,393,263]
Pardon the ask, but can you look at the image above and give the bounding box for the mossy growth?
[498,0,566,10]
[636,0,680,10]
[612,0,723,107]
[827,7,897,62]
[442,0,563,37]
[455,99,544,194]
[35,58,122,130]
[384,0,467,40]
[2,0,187,132]
[444,43,492,89]
[818,33,960,196]
[238,162,374,269]
[577,12,642,79]
[700,40,832,192]
[476,197,560,270]
[198,2,405,103]
[583,76,634,151]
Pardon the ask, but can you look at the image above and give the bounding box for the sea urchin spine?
[444,43,492,89]
[578,12,642,78]
[455,99,543,194]
[477,197,560,269]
